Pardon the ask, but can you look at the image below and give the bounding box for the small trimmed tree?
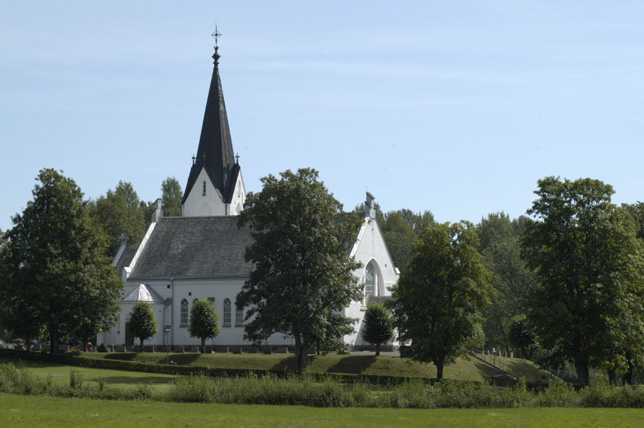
[189,299,221,353]
[127,302,158,351]
[361,304,394,356]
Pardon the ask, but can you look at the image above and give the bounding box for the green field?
[0,357,177,393]
[2,393,643,427]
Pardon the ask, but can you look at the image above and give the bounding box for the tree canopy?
[161,177,183,217]
[0,169,123,354]
[521,177,644,385]
[88,180,150,256]
[237,168,362,371]
[189,299,221,353]
[476,212,536,353]
[390,222,491,380]
[127,301,158,350]
[361,303,394,356]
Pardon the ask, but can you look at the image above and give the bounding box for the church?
[97,41,399,351]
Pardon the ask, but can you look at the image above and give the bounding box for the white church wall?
[182,168,227,217]
[344,218,399,347]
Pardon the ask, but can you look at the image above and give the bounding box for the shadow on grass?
[327,355,377,374]
[270,356,299,372]
[99,375,175,386]
[154,353,202,366]
[474,361,498,378]
[103,352,139,361]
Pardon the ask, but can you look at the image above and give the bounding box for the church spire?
[182,30,237,206]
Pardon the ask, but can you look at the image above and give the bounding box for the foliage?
[390,222,492,380]
[127,302,158,350]
[88,180,150,256]
[361,304,394,356]
[189,299,221,353]
[0,169,123,354]
[508,316,536,359]
[161,177,183,217]
[476,212,537,353]
[379,209,436,271]
[521,177,644,385]
[237,168,362,372]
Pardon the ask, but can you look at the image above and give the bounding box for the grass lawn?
[2,393,644,427]
[79,351,531,382]
[0,357,177,393]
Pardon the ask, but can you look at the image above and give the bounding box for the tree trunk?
[375,343,381,356]
[294,336,308,372]
[623,360,635,385]
[201,337,206,354]
[607,369,618,386]
[140,337,144,352]
[575,360,590,386]
[49,323,58,356]
[436,361,444,380]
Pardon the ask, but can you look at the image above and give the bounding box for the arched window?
[364,262,378,302]
[180,299,189,326]
[235,305,244,326]
[202,181,207,196]
[223,298,231,327]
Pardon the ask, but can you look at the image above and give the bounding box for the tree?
[161,177,183,217]
[521,177,644,385]
[390,222,492,380]
[508,316,536,359]
[0,169,123,354]
[127,301,158,351]
[88,181,149,256]
[236,168,362,371]
[361,304,394,356]
[189,299,221,353]
[476,213,537,353]
[379,209,435,271]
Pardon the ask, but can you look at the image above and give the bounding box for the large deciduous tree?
[390,222,491,380]
[0,169,123,354]
[127,301,158,351]
[361,303,394,356]
[88,181,149,256]
[521,177,644,385]
[236,168,362,371]
[189,299,221,353]
[161,177,183,217]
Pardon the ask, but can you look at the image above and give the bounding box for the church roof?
[182,46,238,205]
[123,284,165,303]
[129,216,254,279]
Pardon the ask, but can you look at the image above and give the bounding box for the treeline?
[87,177,183,256]
[377,177,644,386]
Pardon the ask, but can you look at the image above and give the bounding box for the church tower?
[182,34,246,217]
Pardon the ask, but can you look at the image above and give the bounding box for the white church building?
[98,43,399,351]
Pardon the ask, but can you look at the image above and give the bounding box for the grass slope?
[80,351,541,382]
[2,393,644,428]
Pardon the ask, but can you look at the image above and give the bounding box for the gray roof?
[123,284,165,303]
[129,216,254,279]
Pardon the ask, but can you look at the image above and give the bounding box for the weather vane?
[211,26,222,48]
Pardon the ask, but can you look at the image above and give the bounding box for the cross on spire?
[211,26,222,65]
[211,26,221,48]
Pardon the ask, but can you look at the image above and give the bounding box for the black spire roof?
[182,46,238,204]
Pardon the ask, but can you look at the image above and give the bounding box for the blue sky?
[2,1,644,232]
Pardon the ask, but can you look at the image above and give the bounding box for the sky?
[2,1,644,233]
